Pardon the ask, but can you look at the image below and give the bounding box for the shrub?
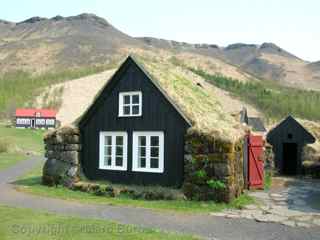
[0,65,112,118]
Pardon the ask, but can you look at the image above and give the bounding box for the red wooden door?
[247,134,264,189]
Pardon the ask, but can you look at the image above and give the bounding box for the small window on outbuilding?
[119,91,142,117]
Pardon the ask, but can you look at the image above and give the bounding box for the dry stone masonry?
[183,129,244,202]
[43,126,81,187]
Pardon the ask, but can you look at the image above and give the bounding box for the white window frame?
[118,91,142,117]
[99,131,128,171]
[132,131,164,173]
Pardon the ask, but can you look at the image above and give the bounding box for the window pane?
[150,158,159,168]
[151,136,159,146]
[138,136,146,146]
[104,156,112,166]
[132,105,139,115]
[151,147,159,158]
[138,147,146,157]
[116,136,123,145]
[105,146,112,156]
[116,157,123,166]
[105,136,112,145]
[139,157,146,168]
[124,95,130,104]
[116,146,123,155]
[123,106,130,115]
[132,95,140,104]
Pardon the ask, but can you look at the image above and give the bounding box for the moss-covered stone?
[183,132,244,203]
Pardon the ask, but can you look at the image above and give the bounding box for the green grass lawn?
[15,164,255,214]
[0,124,45,153]
[0,124,44,170]
[0,205,198,240]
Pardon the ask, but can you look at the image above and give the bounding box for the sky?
[1,0,319,61]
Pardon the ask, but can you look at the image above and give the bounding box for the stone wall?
[264,142,274,171]
[183,130,244,203]
[43,126,81,187]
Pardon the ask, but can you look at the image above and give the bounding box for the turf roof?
[77,53,245,142]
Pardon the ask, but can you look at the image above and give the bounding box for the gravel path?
[0,157,320,240]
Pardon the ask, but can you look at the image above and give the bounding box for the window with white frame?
[99,132,127,171]
[119,91,142,117]
[132,132,164,173]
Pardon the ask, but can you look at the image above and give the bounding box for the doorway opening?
[282,143,298,175]
[31,119,35,128]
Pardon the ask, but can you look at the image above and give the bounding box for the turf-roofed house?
[48,55,246,202]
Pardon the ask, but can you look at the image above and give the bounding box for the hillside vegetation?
[0,13,319,90]
[191,68,320,121]
[0,66,110,118]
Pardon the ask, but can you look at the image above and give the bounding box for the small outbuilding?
[267,116,315,175]
[240,107,266,134]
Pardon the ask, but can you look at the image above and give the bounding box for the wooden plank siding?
[267,116,315,174]
[79,58,190,186]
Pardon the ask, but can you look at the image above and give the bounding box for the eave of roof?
[267,115,316,143]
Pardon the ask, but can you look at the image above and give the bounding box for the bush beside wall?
[183,130,244,203]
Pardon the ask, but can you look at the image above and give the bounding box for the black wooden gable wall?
[267,116,315,174]
[79,56,191,186]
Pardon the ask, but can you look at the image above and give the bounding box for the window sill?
[132,168,164,173]
[118,114,142,118]
[99,166,127,171]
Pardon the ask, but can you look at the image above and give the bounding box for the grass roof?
[77,49,245,142]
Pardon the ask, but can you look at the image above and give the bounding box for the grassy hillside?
[0,66,110,118]
[191,68,320,121]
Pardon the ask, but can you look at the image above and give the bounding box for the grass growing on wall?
[0,65,109,118]
[190,68,320,121]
